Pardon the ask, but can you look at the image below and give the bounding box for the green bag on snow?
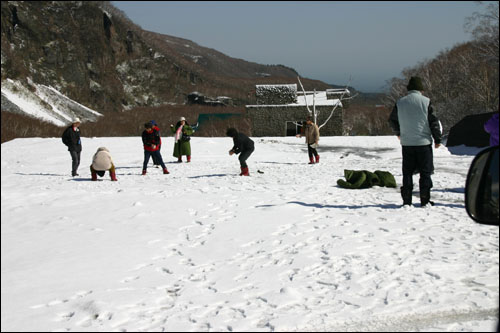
[337,170,396,189]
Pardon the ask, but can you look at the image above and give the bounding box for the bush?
[1,111,63,143]
[1,104,250,143]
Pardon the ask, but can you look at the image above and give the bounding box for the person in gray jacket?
[389,76,442,207]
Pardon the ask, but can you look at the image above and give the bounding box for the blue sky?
[112,1,486,92]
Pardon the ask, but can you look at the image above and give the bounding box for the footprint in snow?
[120,276,140,283]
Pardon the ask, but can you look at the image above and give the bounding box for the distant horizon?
[112,1,490,93]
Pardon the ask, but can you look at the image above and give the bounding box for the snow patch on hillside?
[1,79,102,126]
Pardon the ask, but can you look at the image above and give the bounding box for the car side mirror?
[465,146,499,226]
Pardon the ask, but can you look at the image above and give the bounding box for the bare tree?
[382,76,407,110]
[383,2,499,135]
[384,40,498,134]
[296,76,355,130]
[464,1,499,65]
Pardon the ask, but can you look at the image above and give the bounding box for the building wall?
[245,105,343,136]
[256,84,297,105]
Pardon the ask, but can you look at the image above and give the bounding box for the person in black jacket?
[61,118,82,177]
[226,128,254,176]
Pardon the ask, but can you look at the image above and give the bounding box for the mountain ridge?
[1,1,331,125]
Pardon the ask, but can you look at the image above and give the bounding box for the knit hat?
[226,128,238,138]
[73,117,81,124]
[407,76,424,91]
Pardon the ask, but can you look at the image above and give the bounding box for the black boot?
[401,186,413,206]
[420,188,434,207]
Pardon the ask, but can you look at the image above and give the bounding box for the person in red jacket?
[150,120,162,167]
[142,122,169,175]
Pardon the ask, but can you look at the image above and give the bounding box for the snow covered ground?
[1,136,498,332]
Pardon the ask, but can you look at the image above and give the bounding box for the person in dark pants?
[142,122,169,175]
[62,118,82,177]
[389,76,442,207]
[150,120,162,167]
[226,128,254,176]
[297,116,320,164]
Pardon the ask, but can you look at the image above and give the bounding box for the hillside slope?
[1,1,329,124]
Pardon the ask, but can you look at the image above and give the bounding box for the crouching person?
[90,147,117,181]
[226,128,254,176]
